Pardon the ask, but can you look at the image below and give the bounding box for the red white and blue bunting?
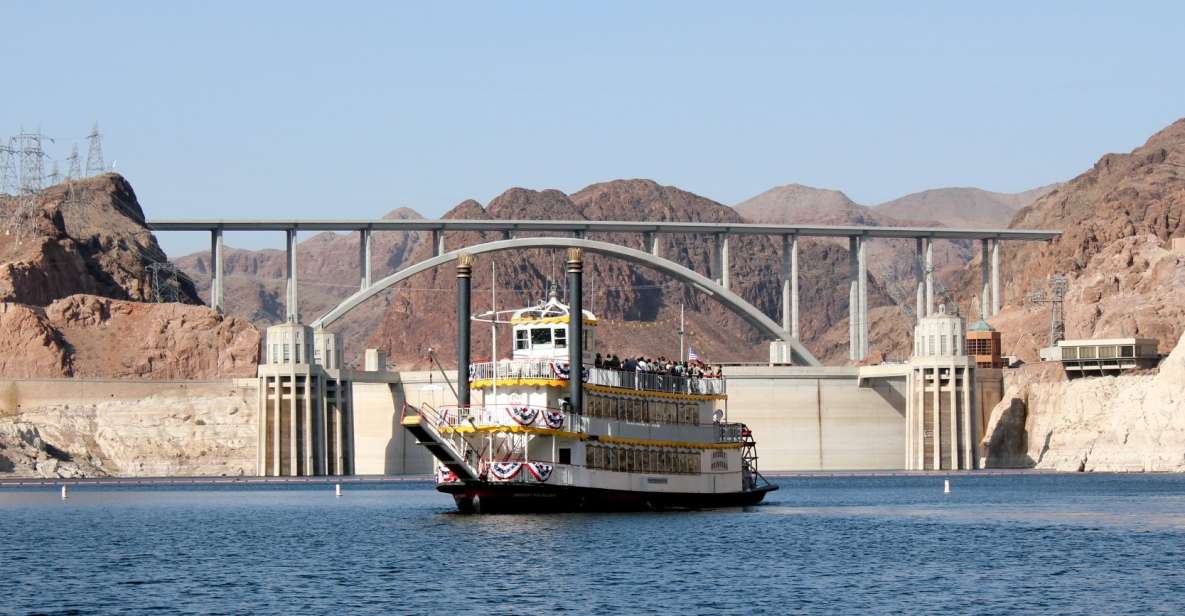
[491,461,522,480]
[526,462,553,482]
[488,461,553,482]
[543,409,565,429]
[507,406,540,426]
[551,361,589,382]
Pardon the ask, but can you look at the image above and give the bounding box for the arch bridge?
[147,218,1061,365]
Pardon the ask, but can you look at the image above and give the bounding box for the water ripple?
[1,474,1184,614]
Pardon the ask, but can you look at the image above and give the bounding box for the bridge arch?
[310,237,820,366]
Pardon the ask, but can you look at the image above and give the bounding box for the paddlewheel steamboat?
[401,250,776,512]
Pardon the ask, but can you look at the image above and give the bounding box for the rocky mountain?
[175,207,425,347]
[359,179,904,369]
[957,117,1185,359]
[875,185,1056,228]
[0,174,260,379]
[0,174,201,305]
[734,184,883,226]
[733,182,1055,334]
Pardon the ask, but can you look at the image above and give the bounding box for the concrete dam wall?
[0,367,949,477]
[724,366,909,471]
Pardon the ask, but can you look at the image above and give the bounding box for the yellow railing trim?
[510,315,598,326]
[435,423,740,450]
[469,378,725,401]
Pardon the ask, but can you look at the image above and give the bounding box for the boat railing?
[469,359,556,382]
[587,367,726,396]
[468,359,725,396]
[716,422,746,443]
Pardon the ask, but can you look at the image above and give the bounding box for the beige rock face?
[982,332,1185,471]
[0,382,257,477]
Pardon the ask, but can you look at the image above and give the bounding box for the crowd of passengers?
[593,354,722,379]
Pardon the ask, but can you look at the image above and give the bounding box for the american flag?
[687,346,700,362]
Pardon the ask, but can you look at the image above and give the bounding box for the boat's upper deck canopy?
[510,291,596,362]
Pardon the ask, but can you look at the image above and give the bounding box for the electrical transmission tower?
[85,123,105,176]
[16,128,48,194]
[146,261,188,303]
[47,161,60,185]
[1030,275,1068,347]
[63,144,84,209]
[66,144,81,180]
[145,261,180,303]
[0,138,18,196]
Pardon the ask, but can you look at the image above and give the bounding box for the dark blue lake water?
[2,474,1184,615]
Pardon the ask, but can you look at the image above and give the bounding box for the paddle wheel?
[739,423,769,492]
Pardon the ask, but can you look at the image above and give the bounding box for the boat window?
[559,448,571,465]
[531,328,552,345]
[515,329,529,350]
[554,328,567,348]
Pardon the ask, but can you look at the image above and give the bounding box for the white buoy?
[944,479,951,494]
[335,483,342,497]
[61,485,69,500]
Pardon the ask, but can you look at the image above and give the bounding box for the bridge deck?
[147,218,1060,241]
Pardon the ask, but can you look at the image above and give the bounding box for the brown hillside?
[0,174,259,379]
[875,185,1055,228]
[957,118,1185,359]
[0,174,201,305]
[361,180,903,369]
[731,182,971,324]
[175,207,425,344]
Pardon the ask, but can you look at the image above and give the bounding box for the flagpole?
[491,261,497,416]
[679,303,685,362]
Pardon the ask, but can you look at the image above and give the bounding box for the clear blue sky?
[3,2,1183,255]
